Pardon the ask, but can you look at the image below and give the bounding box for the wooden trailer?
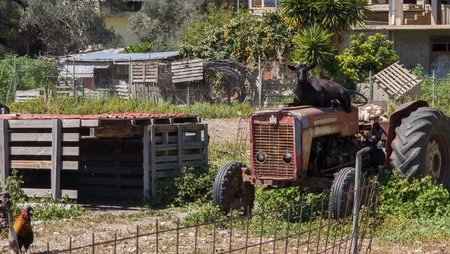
[0,113,208,200]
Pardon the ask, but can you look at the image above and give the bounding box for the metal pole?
[369,71,373,101]
[258,55,262,107]
[432,70,435,108]
[237,0,240,10]
[72,57,76,98]
[187,83,190,105]
[351,147,371,254]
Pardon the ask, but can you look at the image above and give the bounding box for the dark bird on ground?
[13,207,34,253]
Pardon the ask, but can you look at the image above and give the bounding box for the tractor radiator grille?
[252,123,295,179]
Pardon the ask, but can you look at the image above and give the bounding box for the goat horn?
[306,61,317,71]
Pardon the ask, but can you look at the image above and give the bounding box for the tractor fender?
[384,100,429,169]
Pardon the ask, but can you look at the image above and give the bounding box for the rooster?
[13,207,34,253]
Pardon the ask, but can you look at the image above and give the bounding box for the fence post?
[432,70,435,108]
[258,55,263,107]
[51,119,62,199]
[143,125,150,200]
[351,147,371,254]
[0,120,9,187]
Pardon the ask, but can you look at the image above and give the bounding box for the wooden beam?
[51,119,62,199]
[7,119,80,129]
[22,188,77,199]
[10,146,79,156]
[150,125,156,199]
[10,160,78,170]
[89,126,143,138]
[204,124,209,166]
[0,120,9,186]
[177,125,183,171]
[143,125,150,200]
[9,133,79,142]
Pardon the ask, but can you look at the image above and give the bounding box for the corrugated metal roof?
[66,50,180,62]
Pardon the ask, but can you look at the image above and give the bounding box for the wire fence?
[31,181,380,254]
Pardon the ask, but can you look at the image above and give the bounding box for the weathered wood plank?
[179,124,205,131]
[10,146,79,156]
[0,120,9,186]
[203,124,209,166]
[9,133,79,142]
[81,119,99,127]
[143,125,150,200]
[7,119,81,129]
[10,160,78,170]
[78,187,140,198]
[172,76,204,83]
[51,119,62,199]
[22,188,78,199]
[150,125,156,198]
[90,126,143,138]
[177,125,183,171]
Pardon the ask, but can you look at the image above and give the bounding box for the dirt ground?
[1,118,449,253]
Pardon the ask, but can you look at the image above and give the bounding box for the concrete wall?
[104,16,141,46]
[392,30,450,76]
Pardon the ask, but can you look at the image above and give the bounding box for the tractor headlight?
[283,152,292,163]
[256,152,266,162]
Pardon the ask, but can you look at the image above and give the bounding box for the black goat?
[288,62,353,113]
[0,104,10,114]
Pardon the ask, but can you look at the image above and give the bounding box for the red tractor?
[212,100,450,215]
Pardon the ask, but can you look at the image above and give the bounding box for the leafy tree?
[280,0,369,44]
[0,0,23,56]
[0,55,58,103]
[180,8,293,66]
[336,33,399,85]
[129,0,203,51]
[19,0,122,56]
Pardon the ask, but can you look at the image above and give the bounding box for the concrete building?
[358,0,450,77]
[248,0,450,77]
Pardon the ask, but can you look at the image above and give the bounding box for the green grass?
[10,96,255,119]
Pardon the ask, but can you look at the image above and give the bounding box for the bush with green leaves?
[335,33,399,86]
[379,172,450,219]
[1,170,84,221]
[411,64,450,115]
[124,42,153,53]
[151,165,219,208]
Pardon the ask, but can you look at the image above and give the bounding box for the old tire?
[212,162,255,214]
[390,107,450,190]
[330,167,356,219]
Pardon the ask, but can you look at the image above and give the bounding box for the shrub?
[379,172,450,219]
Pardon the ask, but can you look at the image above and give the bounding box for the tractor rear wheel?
[390,107,450,190]
[212,162,255,214]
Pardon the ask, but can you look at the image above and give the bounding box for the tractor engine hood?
[249,105,359,185]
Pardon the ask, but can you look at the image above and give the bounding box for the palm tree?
[291,23,334,76]
[280,0,369,45]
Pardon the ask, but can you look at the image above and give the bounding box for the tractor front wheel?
[329,167,357,219]
[212,162,255,214]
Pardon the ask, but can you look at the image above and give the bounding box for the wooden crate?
[0,115,208,200]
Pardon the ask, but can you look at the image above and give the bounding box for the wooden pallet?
[0,116,208,200]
